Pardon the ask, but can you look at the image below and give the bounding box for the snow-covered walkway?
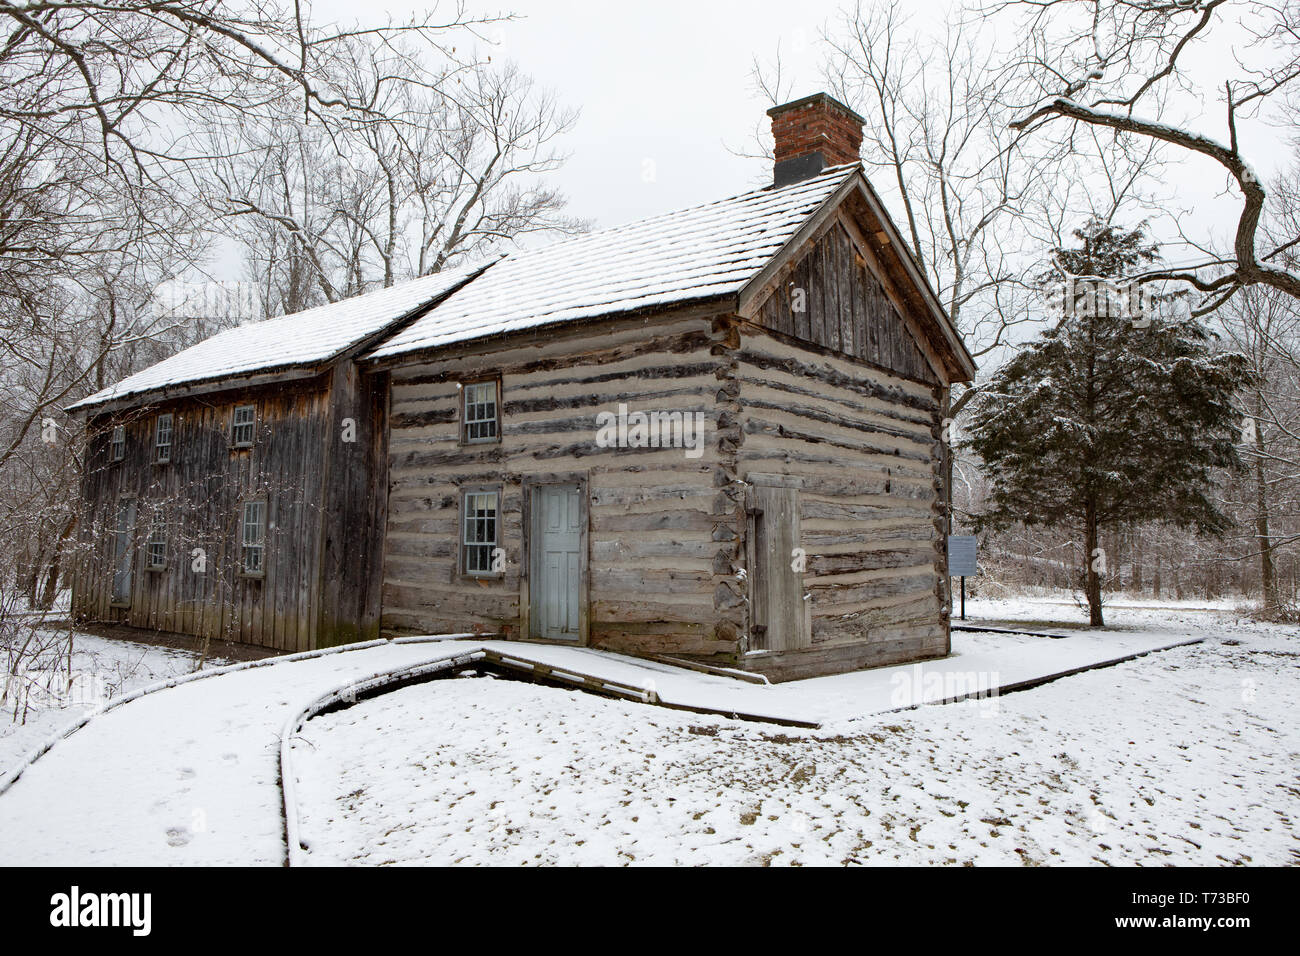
[0,629,1199,866]
[0,640,474,865]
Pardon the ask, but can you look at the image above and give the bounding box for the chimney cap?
[767,92,865,125]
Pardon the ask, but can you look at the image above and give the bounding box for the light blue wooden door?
[530,483,582,641]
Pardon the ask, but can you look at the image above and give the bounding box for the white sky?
[304,0,1292,282]
[321,0,871,227]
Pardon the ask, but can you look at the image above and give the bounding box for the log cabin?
[68,93,976,681]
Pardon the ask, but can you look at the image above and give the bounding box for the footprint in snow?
[165,827,191,847]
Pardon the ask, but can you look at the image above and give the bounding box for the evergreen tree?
[965,220,1251,625]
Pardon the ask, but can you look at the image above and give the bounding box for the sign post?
[946,535,978,620]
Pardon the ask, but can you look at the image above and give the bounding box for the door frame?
[744,473,810,653]
[110,494,138,609]
[519,472,590,646]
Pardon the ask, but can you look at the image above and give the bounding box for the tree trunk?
[1130,525,1143,593]
[21,558,40,609]
[1251,397,1278,613]
[37,516,78,611]
[1084,502,1104,627]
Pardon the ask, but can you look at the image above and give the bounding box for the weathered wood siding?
[753,217,939,384]
[72,379,333,651]
[723,217,951,680]
[315,363,390,646]
[380,306,743,659]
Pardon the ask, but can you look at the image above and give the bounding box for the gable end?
[748,217,940,384]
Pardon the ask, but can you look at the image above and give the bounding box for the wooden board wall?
[315,363,390,646]
[72,378,332,652]
[753,217,940,385]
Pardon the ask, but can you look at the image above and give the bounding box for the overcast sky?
[307,0,1292,269]
[320,0,888,227]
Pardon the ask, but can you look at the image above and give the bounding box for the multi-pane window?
[232,405,256,447]
[147,506,167,570]
[462,380,499,443]
[110,425,125,462]
[462,490,499,575]
[155,414,173,463]
[241,500,266,575]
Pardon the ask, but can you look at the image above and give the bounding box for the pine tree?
[965,220,1251,626]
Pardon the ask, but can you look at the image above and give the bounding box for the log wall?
[379,306,743,659]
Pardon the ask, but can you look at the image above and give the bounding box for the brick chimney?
[768,93,864,187]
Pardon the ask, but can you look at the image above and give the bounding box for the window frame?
[154,413,173,464]
[109,424,125,463]
[231,404,257,449]
[459,485,502,578]
[146,504,167,571]
[239,497,267,578]
[460,378,501,445]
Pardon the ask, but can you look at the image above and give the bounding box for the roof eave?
[849,176,977,382]
[360,292,738,371]
[65,365,330,418]
[65,259,500,417]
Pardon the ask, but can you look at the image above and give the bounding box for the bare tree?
[0,1,524,676]
[754,1,1168,419]
[204,42,583,309]
[1220,283,1300,612]
[999,0,1300,312]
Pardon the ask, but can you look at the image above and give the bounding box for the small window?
[110,425,125,462]
[147,506,166,570]
[462,380,499,443]
[231,404,256,447]
[461,490,499,575]
[241,500,266,575]
[155,413,173,463]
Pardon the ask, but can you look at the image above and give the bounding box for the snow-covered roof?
[67,260,491,411]
[71,164,873,412]
[365,164,858,360]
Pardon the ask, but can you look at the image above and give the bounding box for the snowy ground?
[0,628,233,770]
[292,600,1299,866]
[0,597,1294,866]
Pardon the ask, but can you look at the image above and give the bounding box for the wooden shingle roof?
[366,164,858,360]
[70,161,974,412]
[67,260,491,411]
